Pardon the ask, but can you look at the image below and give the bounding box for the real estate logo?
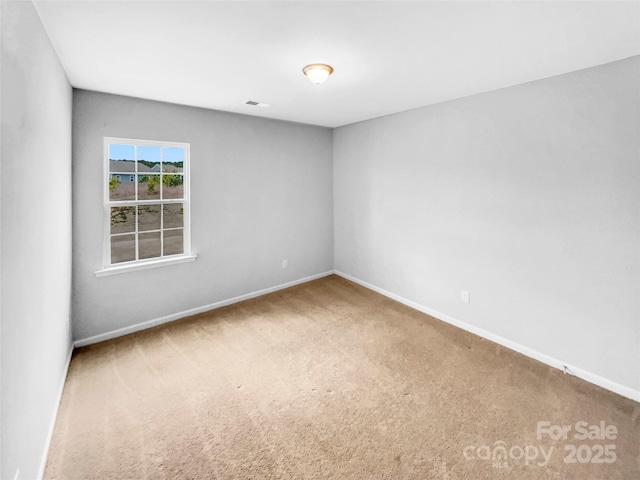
[462,420,618,469]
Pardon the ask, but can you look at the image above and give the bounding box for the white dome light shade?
[303,64,334,84]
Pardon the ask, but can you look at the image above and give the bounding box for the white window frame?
[95,137,196,277]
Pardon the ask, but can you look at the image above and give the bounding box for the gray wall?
[73,91,334,341]
[334,57,640,393]
[1,1,73,479]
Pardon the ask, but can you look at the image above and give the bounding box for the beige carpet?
[45,275,639,479]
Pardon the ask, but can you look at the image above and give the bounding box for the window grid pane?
[139,231,162,259]
[110,206,136,235]
[111,234,136,264]
[138,204,161,232]
[162,174,184,200]
[138,174,161,200]
[163,229,184,256]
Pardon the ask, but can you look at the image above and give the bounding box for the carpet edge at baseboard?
[73,268,639,403]
[334,270,640,404]
[73,270,335,348]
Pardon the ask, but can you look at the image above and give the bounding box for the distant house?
[109,160,152,184]
[151,163,183,173]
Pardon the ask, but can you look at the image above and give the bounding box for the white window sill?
[95,254,197,277]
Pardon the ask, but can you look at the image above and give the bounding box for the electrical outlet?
[461,290,470,304]
[282,259,288,269]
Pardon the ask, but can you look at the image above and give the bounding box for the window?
[97,137,195,276]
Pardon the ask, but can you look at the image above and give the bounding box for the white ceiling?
[34,1,640,128]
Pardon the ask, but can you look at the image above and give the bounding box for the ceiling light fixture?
[303,64,334,84]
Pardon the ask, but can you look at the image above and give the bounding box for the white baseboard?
[73,268,639,403]
[335,270,640,403]
[74,271,334,348]
[38,343,73,480]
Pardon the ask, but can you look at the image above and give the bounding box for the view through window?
[105,138,190,266]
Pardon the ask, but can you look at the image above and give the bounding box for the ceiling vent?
[245,100,271,108]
